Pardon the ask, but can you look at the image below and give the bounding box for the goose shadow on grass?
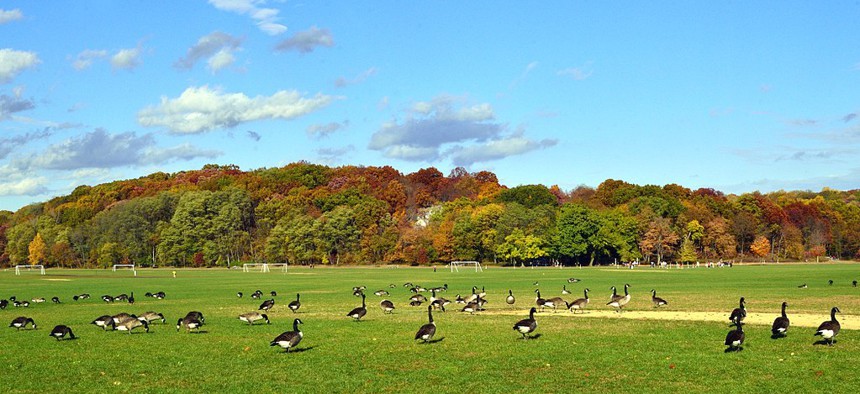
[519,334,542,340]
[280,345,316,354]
[813,339,837,346]
[418,337,446,344]
[724,347,744,353]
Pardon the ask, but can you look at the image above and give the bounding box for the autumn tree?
[639,218,680,263]
[28,233,47,265]
[750,236,771,261]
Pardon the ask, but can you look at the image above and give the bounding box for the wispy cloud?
[307,121,348,139]
[557,63,593,81]
[246,130,261,141]
[0,129,52,160]
[137,85,336,134]
[275,26,334,53]
[71,49,108,70]
[0,49,40,83]
[316,145,354,163]
[208,0,286,35]
[175,32,243,73]
[447,136,558,166]
[0,8,23,24]
[0,177,48,196]
[335,67,377,88]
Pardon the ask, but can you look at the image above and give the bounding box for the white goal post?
[448,260,483,272]
[15,265,46,275]
[112,264,137,276]
[243,263,288,273]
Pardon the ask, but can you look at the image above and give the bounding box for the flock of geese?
[2,277,850,353]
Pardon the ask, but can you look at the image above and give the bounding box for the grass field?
[1,263,858,393]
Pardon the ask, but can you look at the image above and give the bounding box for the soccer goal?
[242,263,287,273]
[15,265,46,275]
[112,264,137,276]
[449,260,483,272]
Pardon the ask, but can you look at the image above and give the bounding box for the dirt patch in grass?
[481,309,857,329]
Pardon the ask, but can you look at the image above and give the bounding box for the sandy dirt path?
[481,308,856,329]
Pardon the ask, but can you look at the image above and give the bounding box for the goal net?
[15,265,46,275]
[243,263,288,273]
[112,264,137,276]
[448,260,483,272]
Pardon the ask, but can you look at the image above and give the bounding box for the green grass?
[1,263,858,393]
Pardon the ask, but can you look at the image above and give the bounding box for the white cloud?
[316,145,355,163]
[208,0,286,35]
[137,85,336,134]
[10,128,221,171]
[0,49,40,83]
[71,49,108,70]
[0,8,23,24]
[448,136,558,166]
[111,46,143,70]
[0,91,35,120]
[275,26,334,53]
[175,32,242,73]
[207,49,236,73]
[0,177,48,196]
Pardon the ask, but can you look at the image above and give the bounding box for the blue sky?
[1,1,859,211]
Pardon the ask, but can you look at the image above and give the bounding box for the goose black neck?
[831,307,838,322]
[781,302,787,317]
[293,319,300,331]
[529,307,535,319]
[428,305,434,323]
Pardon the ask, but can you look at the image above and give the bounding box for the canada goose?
[73,293,90,301]
[154,291,166,300]
[184,311,205,323]
[409,300,423,307]
[562,285,572,295]
[0,299,7,309]
[568,278,581,283]
[91,315,115,330]
[102,295,114,303]
[347,294,367,321]
[650,289,668,307]
[115,294,129,302]
[828,280,834,286]
[410,294,427,303]
[403,282,414,288]
[534,290,547,311]
[177,316,203,333]
[771,302,790,338]
[415,306,437,343]
[270,291,277,297]
[380,299,396,314]
[237,292,243,298]
[569,288,590,314]
[729,297,746,325]
[429,291,449,311]
[547,296,567,312]
[454,294,465,304]
[50,325,75,340]
[128,292,135,305]
[853,280,858,287]
[431,284,448,293]
[506,290,516,306]
[138,312,166,324]
[18,301,30,308]
[415,285,427,293]
[111,313,137,325]
[270,318,304,352]
[145,292,154,298]
[513,307,538,339]
[374,290,390,297]
[607,284,631,313]
[478,286,487,298]
[389,283,396,289]
[814,307,841,346]
[51,296,61,304]
[116,317,149,334]
[798,284,808,289]
[353,289,364,297]
[251,291,262,299]
[464,287,479,304]
[259,299,275,311]
[725,320,745,351]
[32,297,46,303]
[238,312,270,325]
[461,301,479,314]
[288,294,301,313]
[10,317,36,330]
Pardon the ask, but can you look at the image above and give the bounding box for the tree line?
[1,162,858,268]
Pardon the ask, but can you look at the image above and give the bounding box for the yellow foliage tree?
[750,235,771,261]
[28,233,47,265]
